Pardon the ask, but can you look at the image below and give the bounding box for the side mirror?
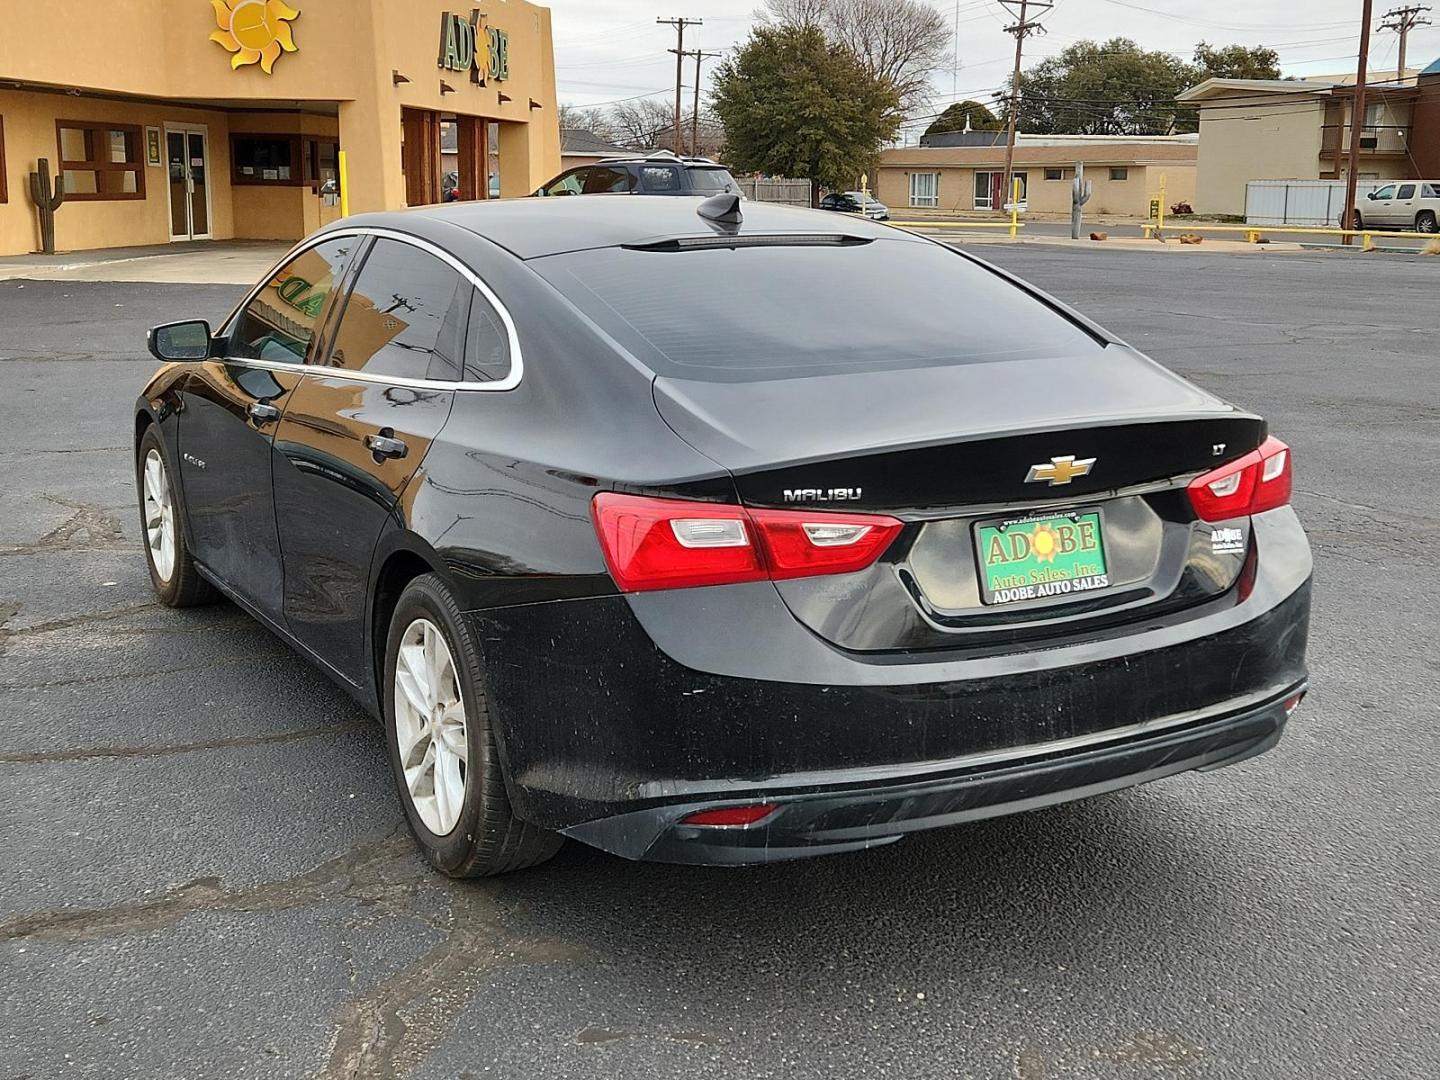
[148,319,213,362]
[1367,191,1378,200]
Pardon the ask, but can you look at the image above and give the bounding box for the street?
[2,245,1437,1079]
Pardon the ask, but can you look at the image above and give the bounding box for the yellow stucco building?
[0,0,561,256]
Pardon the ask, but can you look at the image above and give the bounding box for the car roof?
[335,196,909,261]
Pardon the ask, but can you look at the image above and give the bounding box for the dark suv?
[535,152,740,198]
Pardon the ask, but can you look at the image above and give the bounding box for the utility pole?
[1343,0,1375,247]
[1380,4,1431,78]
[998,0,1051,213]
[658,17,702,155]
[687,49,722,159]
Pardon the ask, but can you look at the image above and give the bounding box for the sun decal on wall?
[210,0,299,74]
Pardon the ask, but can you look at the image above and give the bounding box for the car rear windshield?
[686,167,738,193]
[533,238,1104,382]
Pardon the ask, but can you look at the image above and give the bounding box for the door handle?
[248,401,281,423]
[365,433,409,460]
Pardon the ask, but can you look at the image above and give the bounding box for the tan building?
[1177,72,1433,216]
[876,136,1198,218]
[0,0,561,256]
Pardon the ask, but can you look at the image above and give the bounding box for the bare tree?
[608,97,679,150]
[557,104,617,142]
[758,0,951,116]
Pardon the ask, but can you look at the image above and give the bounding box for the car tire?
[1348,210,1364,229]
[382,573,562,877]
[136,425,219,608]
[1416,210,1438,234]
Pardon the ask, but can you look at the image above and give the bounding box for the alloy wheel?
[393,617,469,835]
[142,448,176,582]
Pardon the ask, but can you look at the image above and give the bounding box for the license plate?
[975,510,1110,606]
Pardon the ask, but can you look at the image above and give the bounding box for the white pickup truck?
[1346,181,1440,232]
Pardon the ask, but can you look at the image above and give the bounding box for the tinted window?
[323,239,467,381]
[1397,184,1417,199]
[536,240,1102,383]
[1425,184,1440,198]
[1373,184,1396,199]
[686,167,737,193]
[229,237,357,363]
[583,166,632,194]
[639,166,681,192]
[462,291,513,383]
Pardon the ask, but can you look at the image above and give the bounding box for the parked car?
[534,151,739,198]
[137,194,1311,876]
[1345,180,1440,231]
[819,190,891,220]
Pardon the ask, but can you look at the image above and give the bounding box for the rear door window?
[638,166,681,192]
[1397,183,1417,199]
[535,239,1103,383]
[229,237,359,363]
[320,239,468,381]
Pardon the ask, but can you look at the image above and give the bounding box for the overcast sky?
[547,0,1440,133]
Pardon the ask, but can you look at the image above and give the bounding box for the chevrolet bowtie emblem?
[1025,455,1096,486]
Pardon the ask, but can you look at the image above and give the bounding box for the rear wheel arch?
[368,538,453,709]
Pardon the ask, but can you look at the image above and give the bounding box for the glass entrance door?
[166,128,212,240]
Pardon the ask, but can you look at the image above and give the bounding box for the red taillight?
[681,803,778,826]
[1187,436,1292,522]
[591,493,903,593]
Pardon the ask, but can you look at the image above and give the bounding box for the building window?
[908,172,938,207]
[56,121,145,201]
[1109,167,1129,181]
[232,134,303,185]
[307,139,339,192]
[1044,167,1065,181]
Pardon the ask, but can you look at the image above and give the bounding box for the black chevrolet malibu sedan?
[136,194,1311,875]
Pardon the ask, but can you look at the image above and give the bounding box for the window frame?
[217,227,524,392]
[55,119,146,202]
[1044,167,1064,182]
[231,132,307,187]
[908,171,939,208]
[306,137,341,194]
[1108,167,1129,182]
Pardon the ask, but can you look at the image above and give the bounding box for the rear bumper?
[466,508,1311,863]
[562,686,1301,864]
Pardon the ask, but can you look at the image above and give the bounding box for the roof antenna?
[697,193,742,227]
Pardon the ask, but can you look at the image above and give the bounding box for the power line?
[685,49,723,157]
[999,0,1053,210]
[658,17,703,155]
[1379,5,1433,77]
[1342,0,1375,246]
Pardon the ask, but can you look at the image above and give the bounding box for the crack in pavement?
[0,602,160,655]
[0,824,586,1080]
[0,722,365,764]
[316,879,585,1080]
[0,498,129,557]
[0,830,415,945]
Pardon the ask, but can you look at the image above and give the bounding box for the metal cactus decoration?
[1070,161,1093,240]
[29,158,66,255]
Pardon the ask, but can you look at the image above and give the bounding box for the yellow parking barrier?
[888,221,1026,230]
[1141,221,1437,244]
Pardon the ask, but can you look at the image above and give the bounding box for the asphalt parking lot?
[2,245,1437,1080]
